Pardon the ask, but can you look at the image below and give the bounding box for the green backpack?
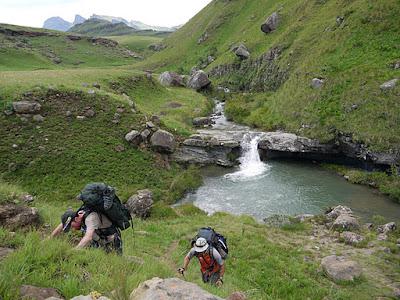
[78,183,132,230]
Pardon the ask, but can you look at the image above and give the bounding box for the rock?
[33,114,44,122]
[20,194,34,203]
[380,78,398,91]
[87,89,95,95]
[140,129,152,142]
[187,70,211,90]
[129,277,223,300]
[126,189,153,219]
[65,111,72,117]
[336,16,344,26]
[295,214,314,222]
[150,129,176,153]
[146,121,157,130]
[377,222,397,234]
[226,292,247,300]
[76,116,86,120]
[44,297,64,300]
[150,115,161,125]
[0,204,41,230]
[261,12,280,34]
[326,205,353,220]
[263,214,293,227]
[20,285,62,300]
[148,43,166,51]
[311,78,324,89]
[197,32,209,44]
[12,101,41,114]
[92,82,101,89]
[71,295,110,300]
[377,233,387,241]
[125,130,142,147]
[4,108,14,116]
[332,214,360,231]
[392,61,400,69]
[193,117,213,127]
[232,44,250,60]
[116,108,125,114]
[341,231,364,245]
[8,162,17,172]
[159,71,184,87]
[0,247,14,260]
[114,145,125,152]
[321,255,362,282]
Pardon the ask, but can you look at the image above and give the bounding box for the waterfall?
[224,132,269,181]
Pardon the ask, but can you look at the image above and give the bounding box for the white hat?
[194,237,209,252]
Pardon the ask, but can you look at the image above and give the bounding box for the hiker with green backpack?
[178,227,228,286]
[50,183,132,254]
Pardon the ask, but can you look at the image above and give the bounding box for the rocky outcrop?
[150,130,176,153]
[209,47,286,92]
[321,255,362,282]
[20,285,63,300]
[187,70,211,90]
[129,277,223,300]
[172,133,241,167]
[261,12,279,34]
[126,189,153,219]
[12,101,42,114]
[258,132,399,170]
[159,71,184,87]
[0,204,41,230]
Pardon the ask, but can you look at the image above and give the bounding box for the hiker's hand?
[216,278,223,287]
[177,267,185,275]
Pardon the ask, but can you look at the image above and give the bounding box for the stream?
[179,101,400,222]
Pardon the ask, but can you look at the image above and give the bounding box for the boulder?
[321,256,362,282]
[341,231,364,245]
[126,189,153,219]
[380,78,398,91]
[226,292,247,300]
[261,12,279,34]
[12,101,41,114]
[332,214,360,231]
[20,285,62,300]
[377,222,397,234]
[140,129,152,142]
[129,277,223,300]
[0,204,40,230]
[187,70,211,90]
[311,78,324,89]
[159,71,184,87]
[326,205,353,220]
[232,44,250,60]
[125,130,142,146]
[193,117,213,127]
[150,130,176,153]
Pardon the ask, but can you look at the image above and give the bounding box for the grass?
[0,204,398,300]
[108,34,164,55]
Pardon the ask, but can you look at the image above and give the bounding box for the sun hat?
[194,237,209,252]
[61,210,76,232]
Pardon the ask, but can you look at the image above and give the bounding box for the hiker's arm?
[183,255,191,270]
[75,228,95,249]
[220,263,225,278]
[50,223,63,238]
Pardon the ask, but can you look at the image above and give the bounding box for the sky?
[0,0,212,28]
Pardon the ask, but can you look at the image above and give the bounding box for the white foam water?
[224,132,270,182]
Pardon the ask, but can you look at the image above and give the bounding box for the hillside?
[140,0,400,153]
[68,19,137,36]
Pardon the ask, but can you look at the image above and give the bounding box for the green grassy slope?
[138,0,400,152]
[68,19,137,36]
[0,24,138,71]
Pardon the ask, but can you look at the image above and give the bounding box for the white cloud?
[0,0,212,28]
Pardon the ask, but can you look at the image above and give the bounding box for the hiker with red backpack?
[50,183,132,254]
[178,227,228,286]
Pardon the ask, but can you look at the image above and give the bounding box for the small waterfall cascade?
[224,132,269,181]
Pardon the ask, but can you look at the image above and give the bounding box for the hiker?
[50,183,132,254]
[178,227,228,286]
[50,208,123,254]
